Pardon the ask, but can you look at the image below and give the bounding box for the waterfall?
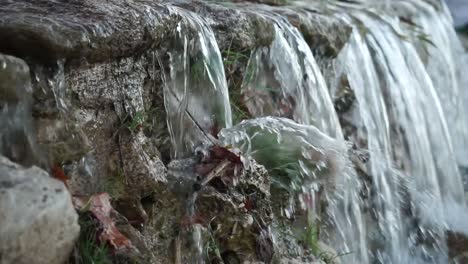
[159,1,468,263]
[240,13,342,138]
[396,0,468,171]
[158,7,234,263]
[332,1,467,262]
[235,11,369,263]
[3,0,468,263]
[160,6,232,159]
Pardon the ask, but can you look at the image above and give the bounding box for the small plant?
[299,221,353,264]
[222,50,250,67]
[222,44,251,125]
[305,222,319,255]
[229,90,251,125]
[398,17,436,48]
[126,111,146,133]
[72,213,111,264]
[190,59,207,81]
[124,108,159,134]
[205,232,223,262]
[318,250,353,264]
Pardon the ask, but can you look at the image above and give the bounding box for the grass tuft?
[70,213,111,264]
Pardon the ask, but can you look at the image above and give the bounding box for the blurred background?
[446,0,468,28]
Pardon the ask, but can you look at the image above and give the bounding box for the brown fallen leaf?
[73,193,132,250]
[209,145,242,164]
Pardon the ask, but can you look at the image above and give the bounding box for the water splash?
[219,117,348,192]
[160,6,232,159]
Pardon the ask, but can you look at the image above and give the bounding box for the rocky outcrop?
[0,156,79,264]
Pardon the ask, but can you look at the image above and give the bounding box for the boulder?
[0,156,80,264]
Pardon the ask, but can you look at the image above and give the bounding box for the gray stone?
[0,156,80,264]
[0,0,178,64]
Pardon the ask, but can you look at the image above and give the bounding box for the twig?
[155,51,219,147]
[200,159,230,186]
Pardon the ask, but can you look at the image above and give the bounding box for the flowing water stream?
[159,1,468,263]
[160,6,232,159]
[2,0,468,263]
[331,1,467,263]
[161,5,368,263]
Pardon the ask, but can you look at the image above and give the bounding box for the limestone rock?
[0,156,80,264]
[119,131,168,197]
[0,0,178,64]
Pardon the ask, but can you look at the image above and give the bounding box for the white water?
[241,13,342,139]
[239,12,369,263]
[159,1,468,263]
[332,1,467,262]
[396,0,468,168]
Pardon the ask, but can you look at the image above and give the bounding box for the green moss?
[103,168,127,200]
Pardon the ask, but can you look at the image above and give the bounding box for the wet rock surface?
[0,1,379,263]
[0,156,79,264]
[0,0,177,64]
[0,0,465,263]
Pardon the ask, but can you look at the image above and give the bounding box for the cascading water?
[159,1,468,263]
[241,12,342,138]
[3,0,468,263]
[334,24,410,263]
[161,4,369,262]
[159,6,234,263]
[331,1,468,262]
[236,11,369,263]
[393,0,468,176]
[160,6,232,159]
